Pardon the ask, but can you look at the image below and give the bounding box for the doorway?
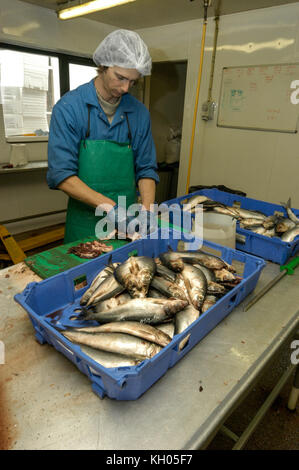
[147,61,187,203]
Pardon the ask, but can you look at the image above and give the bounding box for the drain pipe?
[185,0,211,194]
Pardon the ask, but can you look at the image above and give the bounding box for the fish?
[80,345,141,368]
[281,226,299,242]
[214,268,238,283]
[177,249,231,271]
[155,264,177,283]
[181,264,207,310]
[81,297,188,325]
[232,207,266,221]
[262,215,280,230]
[175,304,199,350]
[114,256,156,298]
[280,198,299,224]
[212,205,241,218]
[156,321,175,339]
[207,281,227,295]
[201,295,217,313]
[239,219,264,229]
[150,275,188,301]
[62,330,162,360]
[181,195,211,210]
[86,272,125,307]
[175,273,192,303]
[80,264,116,305]
[192,263,216,282]
[159,250,185,272]
[72,321,171,347]
[147,288,168,299]
[92,292,131,312]
[275,218,296,233]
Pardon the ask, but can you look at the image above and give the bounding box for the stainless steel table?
[0,260,298,450]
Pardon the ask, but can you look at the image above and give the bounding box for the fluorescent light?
[58,0,137,20]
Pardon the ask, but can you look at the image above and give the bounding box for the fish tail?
[106,254,114,270]
[280,198,291,209]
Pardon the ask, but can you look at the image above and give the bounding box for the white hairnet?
[93,29,152,76]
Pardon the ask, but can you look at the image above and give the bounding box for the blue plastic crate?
[14,228,265,401]
[163,189,299,265]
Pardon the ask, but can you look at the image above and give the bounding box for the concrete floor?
[206,337,299,450]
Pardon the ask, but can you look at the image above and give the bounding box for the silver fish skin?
[93,292,131,312]
[147,288,167,299]
[181,195,211,211]
[175,273,192,304]
[177,249,228,271]
[212,205,240,218]
[156,321,175,339]
[82,297,188,325]
[114,256,156,298]
[280,198,299,224]
[262,228,276,238]
[207,281,227,295]
[151,275,188,301]
[239,218,264,229]
[63,330,161,360]
[86,273,125,307]
[80,265,115,305]
[202,295,217,313]
[193,263,216,282]
[175,304,199,335]
[275,218,296,233]
[181,264,207,310]
[159,250,185,272]
[72,321,171,347]
[156,264,177,283]
[281,226,299,242]
[233,207,266,220]
[175,304,199,351]
[80,345,141,368]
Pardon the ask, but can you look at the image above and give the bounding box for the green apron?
[64,106,137,244]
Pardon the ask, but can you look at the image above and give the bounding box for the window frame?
[0,42,95,142]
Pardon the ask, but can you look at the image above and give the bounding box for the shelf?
[0,161,48,174]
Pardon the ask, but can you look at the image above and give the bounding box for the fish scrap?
[68,240,113,259]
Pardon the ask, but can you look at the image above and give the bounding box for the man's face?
[101,66,141,100]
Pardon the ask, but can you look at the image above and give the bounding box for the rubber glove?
[106,204,133,233]
[128,209,158,237]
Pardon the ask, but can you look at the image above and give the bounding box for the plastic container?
[198,212,236,249]
[15,228,265,401]
[163,189,299,264]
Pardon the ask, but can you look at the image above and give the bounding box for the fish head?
[124,267,153,298]
[164,299,189,315]
[160,252,185,272]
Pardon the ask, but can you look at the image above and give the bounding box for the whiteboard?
[217,63,299,133]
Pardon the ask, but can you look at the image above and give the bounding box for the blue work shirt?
[47,79,159,189]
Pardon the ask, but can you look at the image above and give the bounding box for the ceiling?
[20,0,299,29]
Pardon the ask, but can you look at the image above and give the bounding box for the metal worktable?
[0,259,298,450]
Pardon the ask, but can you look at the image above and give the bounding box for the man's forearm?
[138,178,156,211]
[58,176,116,209]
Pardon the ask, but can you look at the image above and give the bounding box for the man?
[47,29,159,243]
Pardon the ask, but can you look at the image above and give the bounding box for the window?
[69,63,97,91]
[0,48,60,140]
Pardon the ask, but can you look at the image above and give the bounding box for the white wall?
[138,3,299,206]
